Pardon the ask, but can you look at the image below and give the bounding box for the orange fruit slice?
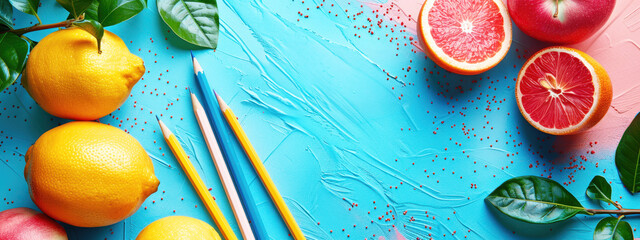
[418,0,512,75]
[516,46,612,135]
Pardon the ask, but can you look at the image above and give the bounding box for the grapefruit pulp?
[418,0,512,75]
[516,47,612,135]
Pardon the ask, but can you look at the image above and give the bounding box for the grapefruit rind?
[515,47,612,135]
[418,0,512,75]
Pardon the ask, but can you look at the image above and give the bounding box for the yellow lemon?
[136,216,221,240]
[22,27,145,120]
[24,121,159,227]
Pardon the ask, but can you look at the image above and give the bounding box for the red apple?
[0,207,68,240]
[508,0,616,44]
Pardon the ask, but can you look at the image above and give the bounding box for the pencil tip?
[190,50,194,59]
[188,87,192,94]
[215,92,228,111]
[155,115,160,121]
[191,53,202,74]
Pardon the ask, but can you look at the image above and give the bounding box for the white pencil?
[190,92,256,240]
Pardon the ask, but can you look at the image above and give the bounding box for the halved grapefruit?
[516,47,612,135]
[418,0,512,75]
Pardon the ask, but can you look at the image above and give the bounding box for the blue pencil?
[191,52,269,239]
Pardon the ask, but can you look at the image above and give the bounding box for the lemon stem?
[553,0,559,18]
[0,15,84,36]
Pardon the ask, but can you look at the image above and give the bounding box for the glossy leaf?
[157,0,219,49]
[0,0,13,29]
[616,113,640,193]
[97,0,145,26]
[0,32,29,91]
[586,175,614,204]
[84,0,98,20]
[56,0,95,18]
[72,19,103,52]
[67,0,98,20]
[20,35,37,50]
[485,175,588,224]
[594,217,633,240]
[8,0,39,17]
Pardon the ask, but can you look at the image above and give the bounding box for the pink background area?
[367,0,640,152]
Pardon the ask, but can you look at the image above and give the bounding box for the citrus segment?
[516,47,612,135]
[419,0,511,74]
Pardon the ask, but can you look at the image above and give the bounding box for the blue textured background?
[1,0,637,239]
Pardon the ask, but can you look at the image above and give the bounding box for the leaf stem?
[0,15,84,36]
[613,201,623,210]
[602,196,623,210]
[587,208,640,215]
[34,13,42,25]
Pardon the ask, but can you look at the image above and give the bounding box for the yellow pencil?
[215,93,305,240]
[156,116,238,240]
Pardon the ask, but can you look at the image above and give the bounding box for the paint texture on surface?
[1,0,640,239]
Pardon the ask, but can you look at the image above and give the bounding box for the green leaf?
[587,175,614,204]
[97,0,145,26]
[485,175,588,224]
[56,0,95,18]
[8,0,40,20]
[67,0,98,20]
[0,0,13,29]
[0,32,29,91]
[156,0,219,49]
[85,0,98,20]
[594,217,633,240]
[616,113,640,193]
[20,35,37,50]
[71,19,103,52]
